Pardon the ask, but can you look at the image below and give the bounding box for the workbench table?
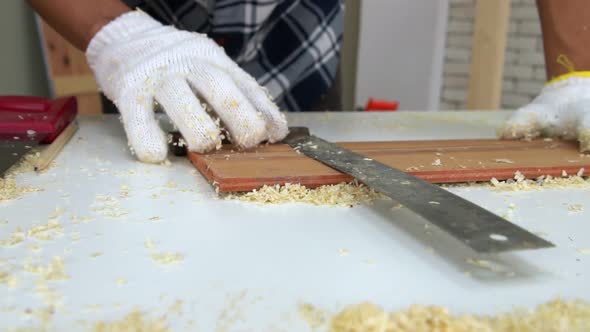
[1,112,589,331]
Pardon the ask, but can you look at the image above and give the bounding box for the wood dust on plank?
[225,182,385,207]
[444,170,590,192]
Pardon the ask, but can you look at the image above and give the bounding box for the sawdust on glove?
[86,10,288,163]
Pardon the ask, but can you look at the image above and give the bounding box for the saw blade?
[284,130,554,253]
[0,140,36,177]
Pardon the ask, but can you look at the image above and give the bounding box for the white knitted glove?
[86,11,288,163]
[501,76,590,152]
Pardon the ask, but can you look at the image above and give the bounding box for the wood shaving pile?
[312,298,590,332]
[445,171,590,192]
[299,303,328,329]
[0,270,18,288]
[0,227,26,247]
[150,252,184,265]
[0,219,64,247]
[0,151,45,202]
[144,238,183,265]
[487,172,590,192]
[0,177,42,202]
[568,204,584,213]
[35,281,64,306]
[92,311,169,332]
[27,220,64,241]
[226,182,384,206]
[7,151,42,175]
[91,195,129,219]
[24,257,68,281]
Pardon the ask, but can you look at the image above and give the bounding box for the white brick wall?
[440,0,546,110]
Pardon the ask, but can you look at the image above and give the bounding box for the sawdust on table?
[299,303,328,329]
[0,270,18,288]
[91,194,129,219]
[225,182,385,207]
[0,151,49,202]
[150,252,184,265]
[92,311,169,332]
[144,238,184,266]
[24,257,68,281]
[0,219,65,248]
[300,298,590,332]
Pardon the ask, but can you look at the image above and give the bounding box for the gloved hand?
[86,10,288,163]
[501,75,590,152]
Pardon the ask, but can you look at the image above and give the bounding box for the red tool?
[364,98,399,112]
[0,96,77,176]
[0,96,77,142]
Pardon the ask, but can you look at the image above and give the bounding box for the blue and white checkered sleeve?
[240,0,345,112]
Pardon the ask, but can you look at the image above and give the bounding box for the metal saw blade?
[0,140,36,177]
[284,129,554,253]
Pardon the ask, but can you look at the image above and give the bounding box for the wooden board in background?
[37,18,102,114]
[188,139,590,192]
[466,0,511,110]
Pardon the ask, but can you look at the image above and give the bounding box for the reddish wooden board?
[188,139,590,192]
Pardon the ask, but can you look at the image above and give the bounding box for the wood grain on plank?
[189,139,589,192]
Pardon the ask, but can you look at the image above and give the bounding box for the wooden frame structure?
[466,0,511,110]
[36,16,102,114]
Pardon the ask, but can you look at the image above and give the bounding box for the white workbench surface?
[2,112,590,331]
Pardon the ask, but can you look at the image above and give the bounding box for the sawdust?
[226,182,385,207]
[0,227,26,247]
[1,218,65,247]
[150,252,184,265]
[568,204,584,213]
[0,151,46,202]
[299,303,328,329]
[0,177,42,202]
[27,220,64,241]
[91,195,129,219]
[144,238,183,265]
[0,270,18,288]
[446,170,590,192]
[300,298,590,332]
[24,257,68,281]
[92,311,169,332]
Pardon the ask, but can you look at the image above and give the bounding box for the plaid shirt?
[122,0,344,112]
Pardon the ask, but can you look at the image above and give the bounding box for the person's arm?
[27,0,130,50]
[537,0,590,80]
[26,1,288,163]
[502,0,590,151]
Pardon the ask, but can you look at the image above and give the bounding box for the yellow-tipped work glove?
[502,57,590,152]
[502,56,590,152]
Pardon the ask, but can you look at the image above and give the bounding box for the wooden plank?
[53,75,99,96]
[75,94,103,115]
[466,0,511,110]
[188,139,590,192]
[37,18,103,114]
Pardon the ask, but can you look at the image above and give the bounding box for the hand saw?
[283,127,554,253]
